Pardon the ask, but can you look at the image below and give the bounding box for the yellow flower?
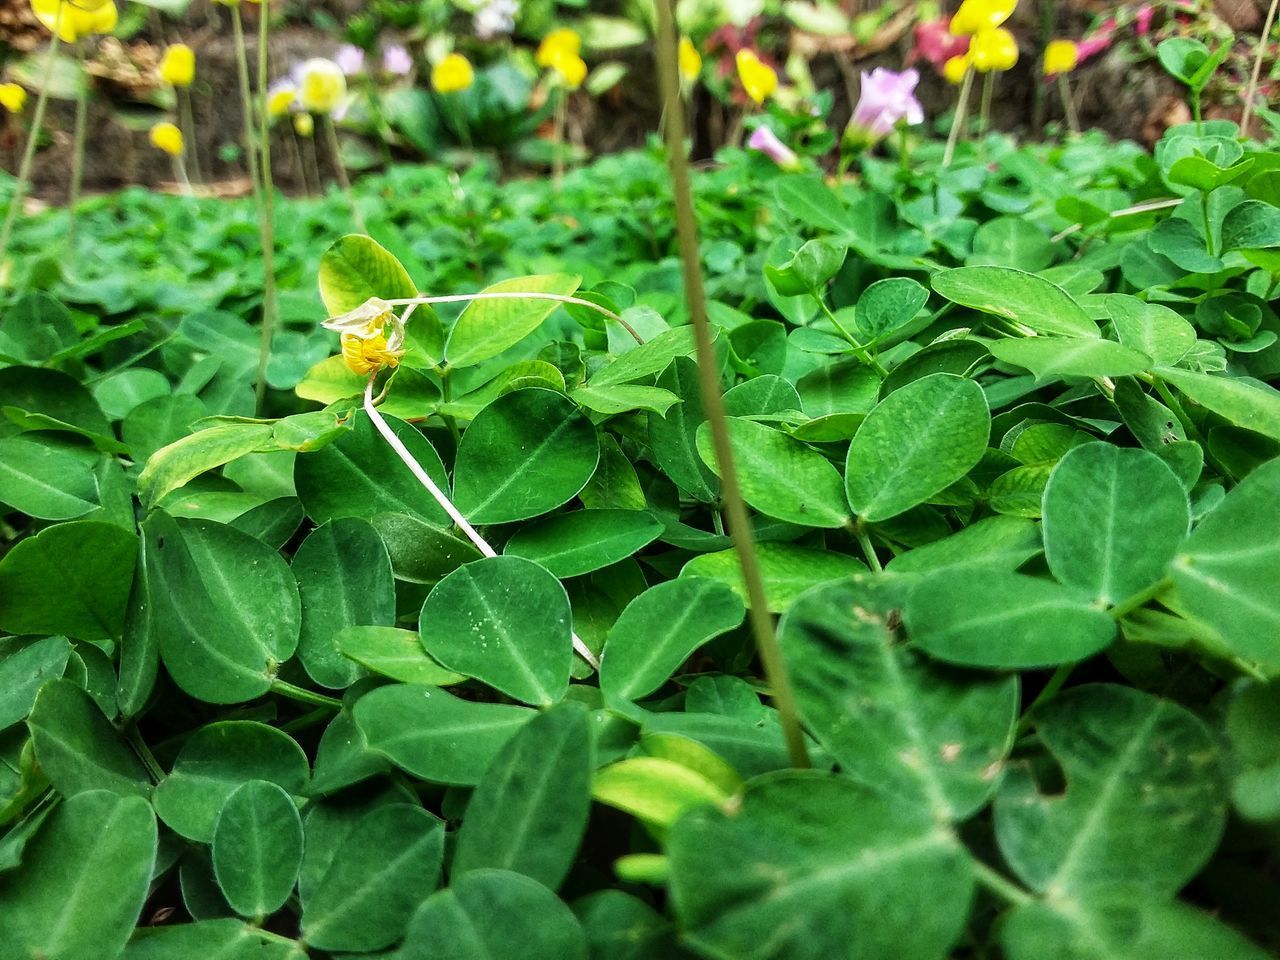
[970,27,1019,72]
[267,82,296,118]
[293,112,314,137]
[431,53,474,94]
[949,0,1016,36]
[159,43,195,88]
[29,0,118,43]
[297,58,347,114]
[943,54,971,85]
[149,121,183,157]
[326,298,405,376]
[1043,39,1078,76]
[736,49,777,105]
[679,37,702,82]
[552,53,587,89]
[341,333,402,375]
[0,83,27,113]
[535,28,580,69]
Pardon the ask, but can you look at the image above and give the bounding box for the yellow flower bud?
[552,53,587,89]
[0,83,27,114]
[679,37,702,82]
[535,28,581,69]
[149,121,184,157]
[943,54,972,85]
[293,112,314,137]
[30,0,118,43]
[268,82,297,118]
[736,49,777,105]
[949,0,1016,36]
[297,58,347,115]
[431,53,474,94]
[341,332,402,376]
[1043,39,1078,76]
[159,43,195,88]
[970,27,1019,73]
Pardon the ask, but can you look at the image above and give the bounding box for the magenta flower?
[383,45,413,76]
[910,17,970,73]
[847,68,924,144]
[336,44,366,76]
[1135,4,1154,35]
[747,125,800,170]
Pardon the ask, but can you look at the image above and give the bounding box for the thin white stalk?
[1242,0,1280,136]
[362,379,600,669]
[1050,197,1184,242]
[384,292,643,344]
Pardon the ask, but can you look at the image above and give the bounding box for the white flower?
[475,0,518,39]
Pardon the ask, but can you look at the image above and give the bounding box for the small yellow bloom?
[268,82,297,118]
[1043,39,1078,76]
[552,53,587,89]
[326,297,406,375]
[0,83,27,114]
[293,112,314,137]
[970,27,1019,72]
[431,53,474,94]
[341,332,402,375]
[949,0,1016,36]
[297,58,347,115]
[159,43,195,87]
[149,121,184,157]
[30,0,118,43]
[943,54,972,85]
[679,37,702,82]
[535,28,581,69]
[736,49,777,105]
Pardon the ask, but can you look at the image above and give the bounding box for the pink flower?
[1075,18,1117,63]
[848,68,924,143]
[910,17,971,73]
[336,44,366,76]
[747,125,800,170]
[1135,4,1154,35]
[383,45,412,76]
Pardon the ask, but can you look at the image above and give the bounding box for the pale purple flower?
[848,68,924,142]
[383,44,413,76]
[475,0,519,39]
[336,44,366,76]
[747,125,800,170]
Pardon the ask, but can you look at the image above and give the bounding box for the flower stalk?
[253,0,280,415]
[323,114,367,234]
[1241,0,1279,136]
[942,65,975,167]
[67,42,88,253]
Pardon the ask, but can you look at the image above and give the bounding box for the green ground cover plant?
[5,21,1280,959]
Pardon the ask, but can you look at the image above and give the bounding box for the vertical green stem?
[978,71,994,138]
[0,13,62,264]
[652,0,809,770]
[66,42,88,254]
[253,0,279,415]
[179,86,202,184]
[173,154,193,196]
[1057,73,1080,135]
[942,65,975,167]
[553,88,567,193]
[323,114,367,233]
[1241,0,1279,136]
[1192,90,1203,136]
[230,6,262,205]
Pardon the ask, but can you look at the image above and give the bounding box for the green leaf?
[293,518,395,689]
[599,578,745,701]
[318,235,417,317]
[452,388,600,524]
[294,411,451,527]
[123,921,305,959]
[0,635,70,730]
[0,437,99,520]
[336,625,465,686]
[143,513,300,704]
[1158,366,1280,441]
[1147,217,1222,273]
[212,780,304,919]
[0,790,157,960]
[1222,199,1280,250]
[696,417,850,528]
[667,771,974,960]
[931,266,1099,338]
[855,277,930,341]
[988,337,1152,380]
[886,515,1042,576]
[591,326,701,387]
[353,683,534,785]
[419,556,573,706]
[570,383,680,416]
[153,721,310,843]
[503,509,662,578]
[764,238,847,296]
[370,512,482,584]
[906,572,1116,668]
[1105,295,1196,366]
[0,521,137,641]
[1226,682,1280,822]
[398,869,588,960]
[844,374,990,522]
[593,757,731,830]
[28,679,150,799]
[453,702,594,890]
[648,356,718,502]
[1171,457,1280,670]
[301,804,444,953]
[680,542,866,613]
[1042,444,1189,605]
[780,579,1018,820]
[994,684,1226,897]
[445,274,582,367]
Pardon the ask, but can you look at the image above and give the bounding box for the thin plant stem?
[972,860,1034,905]
[0,9,63,264]
[67,42,88,253]
[323,113,367,233]
[229,5,262,204]
[124,722,166,783]
[854,523,883,573]
[1057,73,1080,135]
[653,0,809,769]
[1015,662,1074,734]
[253,0,279,415]
[179,86,202,184]
[303,127,323,196]
[942,65,975,167]
[978,71,994,139]
[553,87,567,192]
[816,298,888,376]
[1241,0,1279,137]
[172,154,193,196]
[446,93,471,150]
[288,127,310,195]
[362,379,600,669]
[270,678,342,710]
[1109,576,1173,621]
